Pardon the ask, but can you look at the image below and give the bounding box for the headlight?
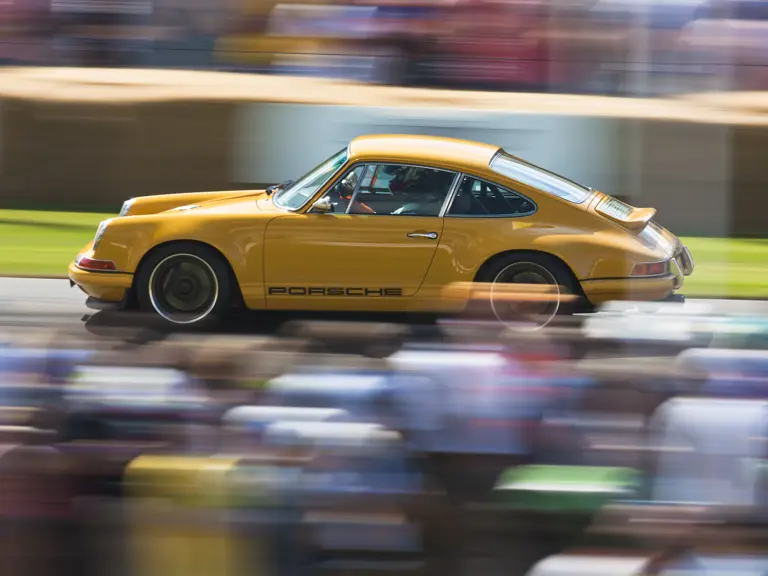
[93,219,112,250]
[119,198,135,217]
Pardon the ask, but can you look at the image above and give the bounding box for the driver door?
[263,163,458,311]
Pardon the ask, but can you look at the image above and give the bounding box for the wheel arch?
[130,239,245,308]
[473,249,585,297]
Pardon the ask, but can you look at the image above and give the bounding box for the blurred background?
[3,0,768,93]
[1,0,768,575]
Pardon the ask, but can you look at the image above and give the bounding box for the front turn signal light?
[630,260,669,277]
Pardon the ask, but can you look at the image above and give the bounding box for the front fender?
[95,213,274,309]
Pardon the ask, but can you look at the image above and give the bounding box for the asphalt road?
[0,277,759,362]
[0,278,89,324]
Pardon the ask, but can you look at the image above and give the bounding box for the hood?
[121,190,268,217]
[172,190,288,216]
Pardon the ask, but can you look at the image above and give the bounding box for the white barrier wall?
[0,65,739,237]
[234,103,623,195]
[234,101,734,236]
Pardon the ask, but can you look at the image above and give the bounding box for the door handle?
[407,232,438,240]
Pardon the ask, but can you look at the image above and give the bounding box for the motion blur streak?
[0,302,767,576]
[2,0,766,95]
[0,1,766,575]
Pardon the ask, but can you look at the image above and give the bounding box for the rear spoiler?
[597,201,657,232]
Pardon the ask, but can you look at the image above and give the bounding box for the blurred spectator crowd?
[2,0,768,94]
[1,303,768,576]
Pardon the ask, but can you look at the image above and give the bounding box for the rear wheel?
[136,243,233,328]
[477,254,577,331]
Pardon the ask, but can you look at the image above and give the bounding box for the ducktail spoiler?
[596,197,656,232]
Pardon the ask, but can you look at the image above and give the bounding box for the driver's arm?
[349,199,374,214]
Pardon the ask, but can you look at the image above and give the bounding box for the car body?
[69,134,694,326]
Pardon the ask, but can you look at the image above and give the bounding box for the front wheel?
[136,243,233,328]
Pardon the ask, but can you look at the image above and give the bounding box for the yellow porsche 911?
[69,134,694,328]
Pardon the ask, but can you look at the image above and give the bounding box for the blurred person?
[230,422,316,576]
[358,0,447,86]
[150,0,231,69]
[263,370,410,431]
[0,0,54,64]
[650,395,768,511]
[431,0,551,91]
[0,444,75,576]
[675,348,768,400]
[292,422,425,574]
[50,0,153,66]
[389,345,523,522]
[0,343,92,443]
[187,345,261,411]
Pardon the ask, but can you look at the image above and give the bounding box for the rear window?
[490,152,593,205]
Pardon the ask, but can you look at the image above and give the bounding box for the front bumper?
[68,260,133,303]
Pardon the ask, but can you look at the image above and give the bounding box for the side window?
[447,175,536,217]
[349,164,457,217]
[310,165,366,214]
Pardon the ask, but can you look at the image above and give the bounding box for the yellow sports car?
[69,134,694,327]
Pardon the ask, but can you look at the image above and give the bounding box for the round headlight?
[119,198,135,217]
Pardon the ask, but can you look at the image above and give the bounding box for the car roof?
[348,134,501,172]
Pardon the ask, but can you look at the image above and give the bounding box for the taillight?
[76,255,117,271]
[630,260,669,277]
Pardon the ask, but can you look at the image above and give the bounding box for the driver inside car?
[335,168,374,214]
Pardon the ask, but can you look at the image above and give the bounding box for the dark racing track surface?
[1,277,750,366]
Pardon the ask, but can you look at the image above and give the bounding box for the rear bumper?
[581,275,679,306]
[582,243,694,306]
[659,293,685,303]
[68,260,133,303]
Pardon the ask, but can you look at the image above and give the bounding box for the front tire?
[136,243,233,328]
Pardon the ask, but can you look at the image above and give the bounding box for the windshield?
[490,152,593,204]
[274,148,348,210]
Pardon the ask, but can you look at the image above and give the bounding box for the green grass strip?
[1,209,766,299]
[0,209,110,277]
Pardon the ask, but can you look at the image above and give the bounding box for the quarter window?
[490,152,592,205]
[447,176,536,217]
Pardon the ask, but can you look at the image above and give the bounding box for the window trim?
[489,151,593,206]
[278,146,350,212]
[312,161,461,217]
[443,173,539,218]
[342,164,369,214]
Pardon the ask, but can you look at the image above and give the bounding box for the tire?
[476,253,577,331]
[136,242,233,328]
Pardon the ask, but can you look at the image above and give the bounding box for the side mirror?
[311,196,334,214]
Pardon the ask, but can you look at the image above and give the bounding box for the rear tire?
[136,242,233,329]
[476,253,577,331]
